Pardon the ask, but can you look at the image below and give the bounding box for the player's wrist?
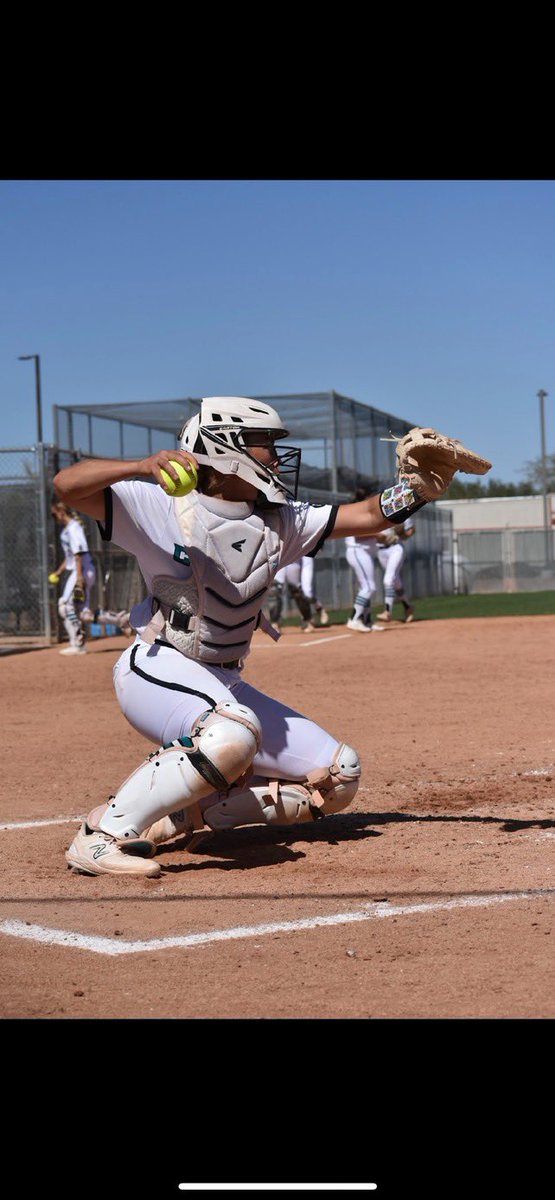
[379,479,427,526]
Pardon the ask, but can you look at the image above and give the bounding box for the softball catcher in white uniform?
[54,397,437,877]
[376,518,415,622]
[51,502,97,655]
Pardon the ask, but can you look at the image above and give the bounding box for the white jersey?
[377,515,415,554]
[60,518,94,572]
[345,533,380,555]
[99,482,336,661]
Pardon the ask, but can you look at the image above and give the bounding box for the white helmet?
[179,397,301,504]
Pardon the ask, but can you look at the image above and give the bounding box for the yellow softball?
[159,460,198,497]
[48,573,60,584]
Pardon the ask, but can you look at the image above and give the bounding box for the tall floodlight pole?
[18,353,50,640]
[17,353,43,443]
[537,389,550,565]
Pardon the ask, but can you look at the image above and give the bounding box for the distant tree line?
[444,451,555,499]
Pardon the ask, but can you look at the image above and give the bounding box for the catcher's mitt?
[380,530,400,547]
[395,427,492,502]
[72,582,85,605]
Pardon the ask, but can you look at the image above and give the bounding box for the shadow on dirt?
[156,808,555,872]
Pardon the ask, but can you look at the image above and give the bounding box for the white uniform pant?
[113,640,340,805]
[60,565,97,646]
[377,544,406,604]
[272,563,312,622]
[346,545,377,601]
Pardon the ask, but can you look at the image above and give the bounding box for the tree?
[444,476,537,500]
[519,452,555,493]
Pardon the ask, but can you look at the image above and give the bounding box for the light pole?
[537,389,550,566]
[17,353,43,443]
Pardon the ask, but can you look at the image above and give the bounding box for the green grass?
[281,591,555,625]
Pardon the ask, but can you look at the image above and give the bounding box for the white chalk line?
[178,1188,377,1194]
[1,889,552,957]
[298,634,351,647]
[0,815,85,831]
[251,634,351,649]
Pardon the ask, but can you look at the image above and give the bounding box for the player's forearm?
[53,458,145,503]
[331,494,395,539]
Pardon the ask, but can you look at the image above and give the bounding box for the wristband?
[379,479,427,525]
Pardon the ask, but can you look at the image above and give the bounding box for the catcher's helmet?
[179,397,301,504]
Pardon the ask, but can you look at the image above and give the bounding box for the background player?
[50,501,97,655]
[53,396,442,877]
[344,486,384,633]
[300,554,329,628]
[376,518,416,623]
[269,557,328,633]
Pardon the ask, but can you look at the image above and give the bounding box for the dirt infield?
[1,614,554,1019]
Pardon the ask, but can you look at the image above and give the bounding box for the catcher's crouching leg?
[65,702,262,874]
[202,742,361,833]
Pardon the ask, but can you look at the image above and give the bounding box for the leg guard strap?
[92,701,262,842]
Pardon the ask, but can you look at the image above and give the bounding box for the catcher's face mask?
[179,397,301,504]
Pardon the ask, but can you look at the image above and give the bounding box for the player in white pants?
[51,502,97,656]
[300,555,329,628]
[376,519,416,622]
[269,557,328,633]
[54,396,429,877]
[344,537,384,633]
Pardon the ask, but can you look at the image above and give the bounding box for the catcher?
[52,408,491,877]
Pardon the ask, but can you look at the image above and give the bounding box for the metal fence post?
[37,444,52,641]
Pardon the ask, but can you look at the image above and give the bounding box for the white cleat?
[318,607,329,626]
[301,622,316,633]
[369,623,386,631]
[404,609,415,623]
[376,610,391,623]
[346,618,371,633]
[59,645,87,655]
[65,823,160,876]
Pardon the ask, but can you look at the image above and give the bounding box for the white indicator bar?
[178,1187,377,1193]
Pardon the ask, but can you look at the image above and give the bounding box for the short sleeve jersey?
[98,482,337,631]
[60,519,94,571]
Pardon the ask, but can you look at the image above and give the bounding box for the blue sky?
[1,178,553,483]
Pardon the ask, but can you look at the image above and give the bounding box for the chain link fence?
[0,448,52,639]
[0,441,455,643]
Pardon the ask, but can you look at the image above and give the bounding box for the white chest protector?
[144,492,282,664]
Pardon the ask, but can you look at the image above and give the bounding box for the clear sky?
[1,178,553,483]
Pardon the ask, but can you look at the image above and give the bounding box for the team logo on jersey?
[173,545,191,564]
[231,539,247,552]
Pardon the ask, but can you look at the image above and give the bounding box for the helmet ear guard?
[179,397,301,504]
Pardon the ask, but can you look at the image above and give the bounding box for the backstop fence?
[0,441,454,641]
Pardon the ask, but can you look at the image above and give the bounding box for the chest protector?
[144,493,282,665]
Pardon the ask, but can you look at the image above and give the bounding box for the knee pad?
[203,742,361,832]
[95,702,262,842]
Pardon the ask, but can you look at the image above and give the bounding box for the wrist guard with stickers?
[379,480,427,525]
